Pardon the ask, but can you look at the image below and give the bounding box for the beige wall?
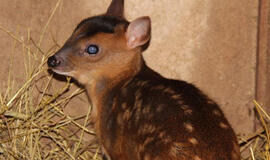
[256,0,270,117]
[0,0,259,133]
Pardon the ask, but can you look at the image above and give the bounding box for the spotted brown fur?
[47,0,240,159]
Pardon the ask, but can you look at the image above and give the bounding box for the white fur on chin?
[52,69,73,77]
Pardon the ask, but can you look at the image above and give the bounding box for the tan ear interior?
[125,16,151,49]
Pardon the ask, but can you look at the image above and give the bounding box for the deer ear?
[125,16,151,49]
[106,0,124,18]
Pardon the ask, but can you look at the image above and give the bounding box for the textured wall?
[256,0,270,117]
[0,0,259,133]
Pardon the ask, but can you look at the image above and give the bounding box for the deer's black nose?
[47,56,61,68]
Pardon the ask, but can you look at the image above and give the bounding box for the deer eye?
[86,44,99,55]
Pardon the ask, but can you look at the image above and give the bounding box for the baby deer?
[47,0,240,159]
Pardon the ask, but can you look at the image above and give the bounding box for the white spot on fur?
[153,85,165,90]
[157,104,164,112]
[213,109,222,116]
[172,94,181,100]
[122,102,127,109]
[219,122,229,129]
[184,122,194,132]
[138,124,156,135]
[181,105,193,115]
[189,138,198,145]
[164,87,175,94]
[142,105,151,114]
[194,155,202,160]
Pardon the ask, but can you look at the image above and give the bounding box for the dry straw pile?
[239,101,270,160]
[0,0,99,159]
[0,0,269,159]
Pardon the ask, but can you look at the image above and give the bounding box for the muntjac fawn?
[47,0,240,159]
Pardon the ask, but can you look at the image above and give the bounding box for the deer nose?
[47,56,61,68]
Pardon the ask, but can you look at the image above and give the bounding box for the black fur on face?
[72,15,129,40]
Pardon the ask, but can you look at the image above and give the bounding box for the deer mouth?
[51,69,73,77]
[47,55,75,76]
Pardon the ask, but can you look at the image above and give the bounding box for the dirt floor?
[0,0,259,134]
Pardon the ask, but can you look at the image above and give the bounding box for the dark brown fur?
[99,64,240,159]
[47,0,240,159]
